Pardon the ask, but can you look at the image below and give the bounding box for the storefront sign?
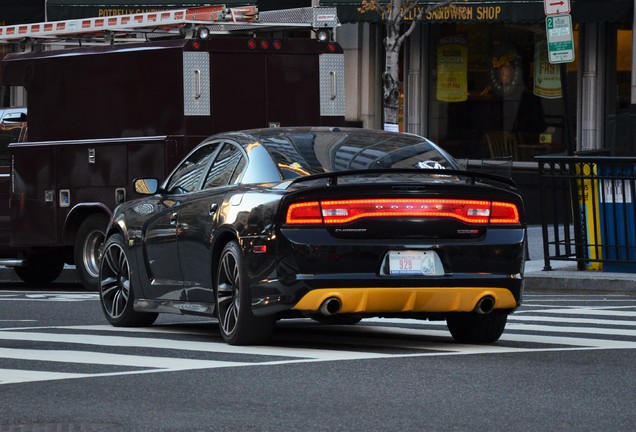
[326,0,633,25]
[534,35,562,98]
[546,14,575,63]
[436,37,468,102]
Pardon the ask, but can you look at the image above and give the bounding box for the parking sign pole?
[544,0,575,156]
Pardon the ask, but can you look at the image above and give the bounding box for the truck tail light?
[286,199,520,225]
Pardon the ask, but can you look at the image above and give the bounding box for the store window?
[428,23,578,162]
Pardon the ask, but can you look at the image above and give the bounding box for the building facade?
[1,0,634,221]
[326,0,635,161]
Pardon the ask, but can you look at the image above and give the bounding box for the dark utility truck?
[0,5,345,289]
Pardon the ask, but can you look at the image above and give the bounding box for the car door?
[179,141,247,304]
[142,142,220,300]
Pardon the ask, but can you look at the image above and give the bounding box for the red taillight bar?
[286,199,520,225]
[490,201,520,224]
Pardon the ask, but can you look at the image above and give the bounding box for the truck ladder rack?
[0,4,339,45]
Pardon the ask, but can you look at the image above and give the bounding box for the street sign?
[546,14,575,64]
[544,0,571,16]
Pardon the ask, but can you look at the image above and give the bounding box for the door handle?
[209,203,218,216]
[170,212,178,225]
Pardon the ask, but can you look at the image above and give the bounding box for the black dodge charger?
[99,127,526,345]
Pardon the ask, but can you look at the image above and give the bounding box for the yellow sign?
[436,39,468,102]
[534,34,562,98]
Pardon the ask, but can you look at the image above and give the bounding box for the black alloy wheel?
[99,233,157,327]
[215,241,275,345]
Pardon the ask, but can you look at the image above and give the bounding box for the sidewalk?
[524,225,636,294]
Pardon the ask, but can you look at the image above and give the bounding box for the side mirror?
[134,178,159,195]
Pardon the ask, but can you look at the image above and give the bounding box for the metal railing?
[537,155,636,272]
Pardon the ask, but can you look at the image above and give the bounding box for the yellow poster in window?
[534,34,562,99]
[437,39,468,102]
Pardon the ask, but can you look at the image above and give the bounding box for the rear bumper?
[245,226,526,317]
[250,274,524,317]
[291,287,518,314]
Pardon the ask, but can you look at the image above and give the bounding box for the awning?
[45,0,256,21]
[319,0,634,24]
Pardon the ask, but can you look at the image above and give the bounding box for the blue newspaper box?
[598,164,636,272]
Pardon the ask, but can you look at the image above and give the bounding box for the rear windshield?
[259,131,459,179]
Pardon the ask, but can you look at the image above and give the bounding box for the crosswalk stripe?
[509,315,636,327]
[0,330,389,361]
[521,308,636,317]
[0,368,92,385]
[365,315,636,328]
[0,348,246,369]
[505,322,636,337]
[2,294,636,386]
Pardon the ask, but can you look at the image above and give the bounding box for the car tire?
[215,241,275,345]
[14,254,65,285]
[446,311,508,344]
[99,233,158,327]
[75,213,109,291]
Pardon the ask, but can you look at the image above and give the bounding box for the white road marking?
[518,308,636,317]
[0,368,93,385]
[0,293,99,302]
[1,294,636,385]
[0,348,246,369]
[509,314,636,327]
[0,330,390,360]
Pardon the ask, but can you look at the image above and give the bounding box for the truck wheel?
[446,311,508,344]
[14,254,65,285]
[215,241,275,345]
[75,214,109,291]
[99,233,158,327]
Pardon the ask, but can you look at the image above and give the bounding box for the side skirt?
[134,298,216,317]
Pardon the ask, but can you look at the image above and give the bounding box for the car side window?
[202,143,246,189]
[164,143,219,194]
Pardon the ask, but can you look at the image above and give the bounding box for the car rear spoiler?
[288,168,518,189]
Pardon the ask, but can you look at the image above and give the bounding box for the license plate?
[388,250,440,276]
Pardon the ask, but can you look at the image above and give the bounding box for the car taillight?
[286,199,520,225]
[490,201,520,224]
[286,202,323,224]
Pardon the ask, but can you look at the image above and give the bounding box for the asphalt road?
[1,282,635,431]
